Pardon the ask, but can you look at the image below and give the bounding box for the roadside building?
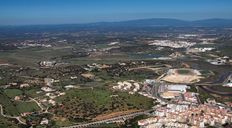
[20,83,30,88]
[44,78,54,86]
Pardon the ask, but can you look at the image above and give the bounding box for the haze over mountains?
[1,18,231,27]
[103,18,232,27]
[1,18,232,34]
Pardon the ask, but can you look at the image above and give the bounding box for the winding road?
[0,104,26,125]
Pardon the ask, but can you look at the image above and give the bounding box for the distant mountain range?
[1,18,232,28]
[1,18,232,33]
[88,18,232,27]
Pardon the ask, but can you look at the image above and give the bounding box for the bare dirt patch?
[161,68,204,84]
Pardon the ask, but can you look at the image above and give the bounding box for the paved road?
[195,72,232,96]
[214,71,232,84]
[194,83,222,86]
[200,86,232,96]
[29,97,44,111]
[195,72,232,87]
[62,109,153,128]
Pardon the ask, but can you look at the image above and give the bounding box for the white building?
[20,83,30,88]
[41,87,55,92]
[44,78,54,86]
[166,85,189,93]
[40,118,49,125]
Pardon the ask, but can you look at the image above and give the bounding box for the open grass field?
[0,47,73,67]
[15,101,40,113]
[4,89,23,98]
[24,88,44,98]
[68,54,131,65]
[176,69,192,75]
[0,46,137,67]
[3,88,43,100]
[0,92,19,116]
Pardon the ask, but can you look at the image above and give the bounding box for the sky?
[0,0,232,25]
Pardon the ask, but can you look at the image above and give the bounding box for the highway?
[194,72,232,96]
[195,72,232,86]
[62,109,153,128]
[199,86,232,96]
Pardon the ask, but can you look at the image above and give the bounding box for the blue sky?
[0,0,232,25]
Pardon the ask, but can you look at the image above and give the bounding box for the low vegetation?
[0,90,40,116]
[51,88,153,123]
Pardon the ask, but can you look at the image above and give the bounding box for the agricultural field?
[51,88,153,125]
[0,90,40,116]
[0,47,73,67]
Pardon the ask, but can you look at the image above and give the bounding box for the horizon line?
[1,17,232,27]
